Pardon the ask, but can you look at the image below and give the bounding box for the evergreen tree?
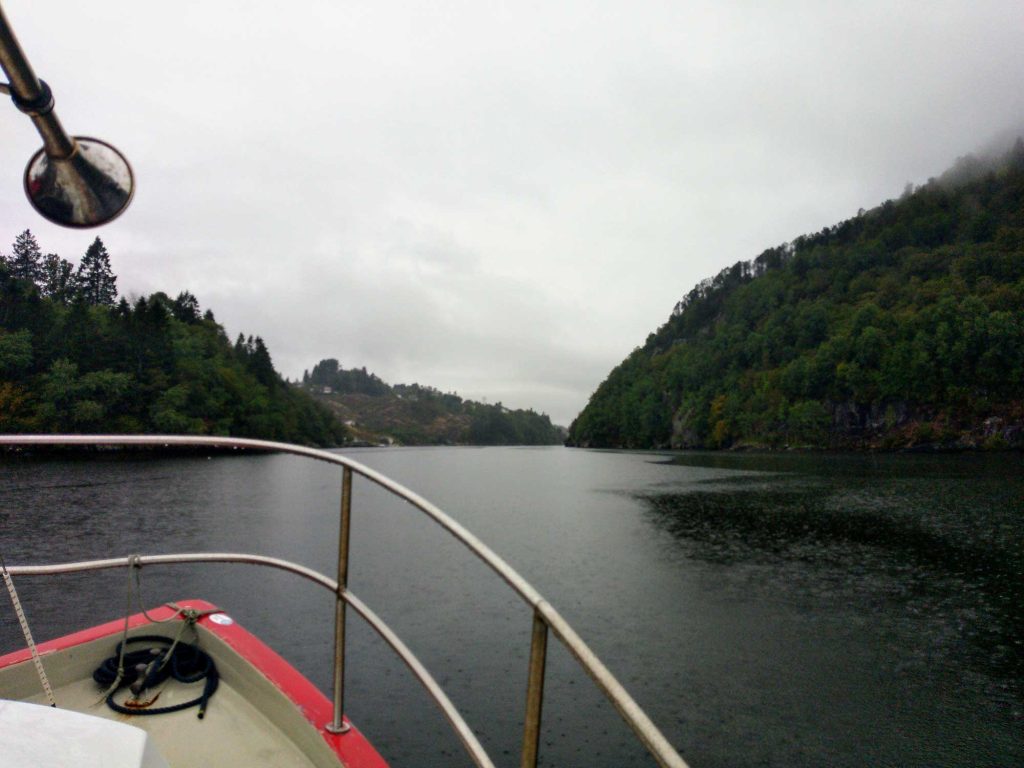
[248,336,277,386]
[9,230,43,286]
[234,333,248,359]
[76,237,118,306]
[171,291,201,323]
[40,253,77,302]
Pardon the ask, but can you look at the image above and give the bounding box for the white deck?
[2,700,169,768]
[0,627,344,768]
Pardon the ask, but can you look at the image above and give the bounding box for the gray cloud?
[2,0,1022,426]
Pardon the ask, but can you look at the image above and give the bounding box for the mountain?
[301,358,564,445]
[0,234,346,447]
[568,142,1024,451]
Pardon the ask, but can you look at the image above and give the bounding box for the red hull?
[0,599,389,768]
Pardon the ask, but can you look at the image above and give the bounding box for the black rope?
[93,634,219,718]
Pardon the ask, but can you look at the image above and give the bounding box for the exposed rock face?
[670,406,702,449]
[665,398,1023,451]
[829,400,911,435]
[983,416,1004,437]
[825,400,1023,451]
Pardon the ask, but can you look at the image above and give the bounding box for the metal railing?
[0,435,689,768]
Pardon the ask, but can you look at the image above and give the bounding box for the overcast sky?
[2,1,1022,425]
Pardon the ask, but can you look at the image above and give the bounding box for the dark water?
[1,447,1021,767]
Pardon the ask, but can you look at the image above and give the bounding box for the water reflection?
[640,467,1024,703]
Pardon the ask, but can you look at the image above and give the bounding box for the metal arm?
[0,1,133,228]
[0,2,75,158]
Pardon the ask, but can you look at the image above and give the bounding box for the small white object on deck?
[0,699,170,768]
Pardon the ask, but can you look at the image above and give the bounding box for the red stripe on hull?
[0,599,389,768]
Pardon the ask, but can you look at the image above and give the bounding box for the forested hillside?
[569,142,1024,450]
[0,233,345,446]
[303,358,564,445]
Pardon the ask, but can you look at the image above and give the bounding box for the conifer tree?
[76,237,118,305]
[40,253,77,302]
[171,291,201,323]
[9,230,43,286]
[249,336,277,386]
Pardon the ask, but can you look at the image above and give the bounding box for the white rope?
[1,554,56,707]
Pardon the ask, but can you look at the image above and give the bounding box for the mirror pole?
[0,2,75,159]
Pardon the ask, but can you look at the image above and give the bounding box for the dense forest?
[569,142,1024,450]
[304,358,564,445]
[0,233,345,446]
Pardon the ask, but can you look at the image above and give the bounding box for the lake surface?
[1,446,1021,767]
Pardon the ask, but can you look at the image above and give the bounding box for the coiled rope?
[93,634,219,718]
[92,556,221,718]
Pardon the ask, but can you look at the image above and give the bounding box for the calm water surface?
[1,447,1021,767]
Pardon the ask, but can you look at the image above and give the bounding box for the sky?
[1,0,1022,426]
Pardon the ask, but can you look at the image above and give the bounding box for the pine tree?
[40,253,77,302]
[249,336,277,387]
[9,230,43,286]
[76,237,118,305]
[171,291,201,323]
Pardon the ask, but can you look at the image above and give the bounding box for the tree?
[171,291,201,323]
[248,336,277,387]
[76,237,118,305]
[309,358,340,386]
[0,329,32,374]
[9,230,43,286]
[40,253,77,302]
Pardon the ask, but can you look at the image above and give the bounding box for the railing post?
[520,609,548,768]
[326,466,353,734]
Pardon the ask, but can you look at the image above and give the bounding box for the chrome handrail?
[5,552,494,768]
[0,435,689,768]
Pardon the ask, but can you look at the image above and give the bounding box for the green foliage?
[76,237,118,306]
[0,329,32,375]
[569,143,1024,449]
[304,359,563,445]
[40,253,76,301]
[0,233,346,446]
[466,402,561,445]
[307,358,391,396]
[8,230,43,285]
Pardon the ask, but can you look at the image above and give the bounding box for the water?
[1,447,1021,767]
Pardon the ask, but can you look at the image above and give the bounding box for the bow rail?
[0,434,688,768]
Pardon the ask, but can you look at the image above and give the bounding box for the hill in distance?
[569,141,1024,451]
[301,358,565,446]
